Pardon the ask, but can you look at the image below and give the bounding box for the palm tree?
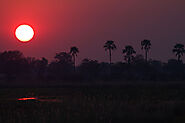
[70,46,79,71]
[104,40,117,64]
[173,43,185,62]
[122,45,136,64]
[141,39,151,62]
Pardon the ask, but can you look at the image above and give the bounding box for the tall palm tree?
[70,46,79,71]
[104,40,117,64]
[173,43,185,62]
[122,45,136,64]
[141,39,151,62]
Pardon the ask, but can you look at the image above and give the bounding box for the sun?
[15,24,34,42]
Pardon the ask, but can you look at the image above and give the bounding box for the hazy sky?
[1,0,185,63]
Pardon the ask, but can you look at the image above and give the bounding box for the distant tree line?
[0,40,185,82]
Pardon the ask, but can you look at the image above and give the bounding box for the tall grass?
[0,83,185,123]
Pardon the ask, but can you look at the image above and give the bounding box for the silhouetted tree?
[104,40,117,64]
[55,52,73,64]
[122,45,136,64]
[79,58,99,80]
[132,54,145,64]
[0,50,27,79]
[49,52,73,79]
[34,57,48,78]
[173,43,185,62]
[163,59,185,80]
[98,62,111,77]
[0,50,24,61]
[70,46,79,71]
[141,39,151,62]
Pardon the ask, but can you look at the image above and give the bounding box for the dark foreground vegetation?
[1,82,185,123]
[0,50,185,82]
[0,40,185,82]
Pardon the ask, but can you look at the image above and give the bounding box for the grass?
[0,82,185,122]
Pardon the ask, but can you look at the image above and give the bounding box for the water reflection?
[18,97,37,101]
[17,97,62,102]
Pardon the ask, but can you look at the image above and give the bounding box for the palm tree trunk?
[109,49,112,64]
[73,56,76,72]
[145,50,148,62]
[128,56,130,64]
[178,55,180,62]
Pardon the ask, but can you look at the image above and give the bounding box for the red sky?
[1,0,185,63]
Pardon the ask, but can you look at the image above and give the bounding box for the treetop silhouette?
[173,43,185,62]
[122,45,136,64]
[104,40,117,64]
[141,39,151,62]
[70,46,79,71]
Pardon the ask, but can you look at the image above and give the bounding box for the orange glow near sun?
[15,24,34,42]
